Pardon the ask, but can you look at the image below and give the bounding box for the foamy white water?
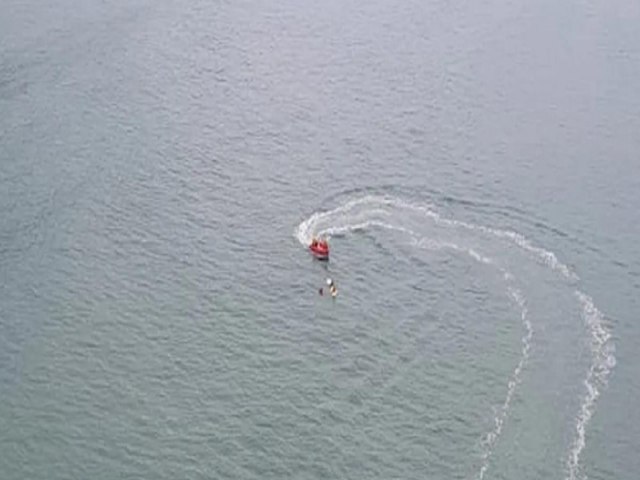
[295,195,615,479]
[566,291,617,480]
[477,285,531,480]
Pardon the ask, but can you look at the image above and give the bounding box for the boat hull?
[309,245,329,260]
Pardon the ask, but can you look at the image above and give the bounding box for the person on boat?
[311,237,327,249]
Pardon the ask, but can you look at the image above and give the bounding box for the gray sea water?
[1,0,639,479]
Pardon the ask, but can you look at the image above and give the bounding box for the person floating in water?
[319,278,337,297]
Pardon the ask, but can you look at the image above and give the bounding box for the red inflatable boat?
[309,238,329,260]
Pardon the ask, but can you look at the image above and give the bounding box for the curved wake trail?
[477,284,531,480]
[566,292,616,480]
[295,195,615,479]
[414,239,532,480]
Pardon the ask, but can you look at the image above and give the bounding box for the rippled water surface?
[1,1,639,479]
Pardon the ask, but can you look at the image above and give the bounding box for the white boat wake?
[295,194,615,480]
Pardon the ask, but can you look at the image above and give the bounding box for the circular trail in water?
[296,194,615,480]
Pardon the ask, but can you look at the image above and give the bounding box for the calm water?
[1,1,639,479]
